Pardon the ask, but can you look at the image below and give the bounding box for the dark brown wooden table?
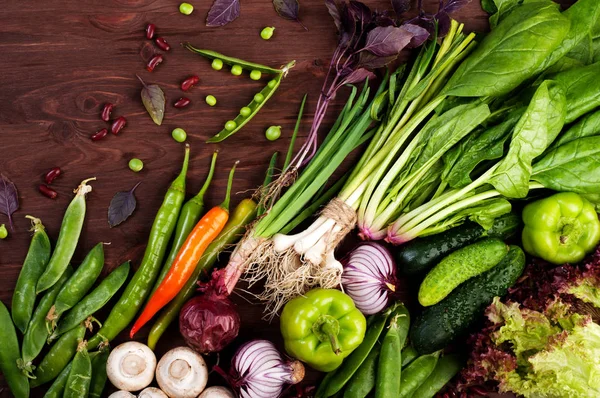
[0,0,513,396]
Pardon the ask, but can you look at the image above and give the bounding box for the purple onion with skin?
[341,242,398,315]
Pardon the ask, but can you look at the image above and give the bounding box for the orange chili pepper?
[130,162,238,338]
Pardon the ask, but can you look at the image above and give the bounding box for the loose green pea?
[205,95,217,107]
[240,107,252,117]
[211,59,224,71]
[171,128,187,143]
[231,65,243,76]
[254,93,265,103]
[261,27,275,40]
[179,2,194,15]
[129,158,144,172]
[250,70,262,81]
[0,224,7,239]
[265,125,281,141]
[267,79,277,89]
[225,120,237,131]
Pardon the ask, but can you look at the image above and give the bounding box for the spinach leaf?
[551,62,600,123]
[487,0,545,29]
[565,34,595,65]
[583,193,600,212]
[532,136,600,194]
[551,108,600,149]
[490,80,566,198]
[443,2,570,97]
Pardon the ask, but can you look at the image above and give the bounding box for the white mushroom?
[138,387,168,398]
[108,391,137,398]
[155,347,208,398]
[107,342,157,392]
[197,386,235,398]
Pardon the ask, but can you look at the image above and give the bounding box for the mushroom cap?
[107,341,157,392]
[155,346,208,398]
[108,391,137,398]
[138,387,168,398]
[198,386,236,398]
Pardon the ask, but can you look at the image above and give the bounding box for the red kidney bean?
[44,167,62,185]
[39,185,58,199]
[111,116,127,135]
[146,23,156,39]
[146,54,163,72]
[180,75,200,91]
[173,97,191,108]
[155,37,170,51]
[101,103,114,122]
[91,128,108,141]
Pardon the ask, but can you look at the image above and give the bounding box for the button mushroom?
[108,391,137,398]
[155,347,208,398]
[198,386,235,398]
[107,342,157,392]
[138,387,168,398]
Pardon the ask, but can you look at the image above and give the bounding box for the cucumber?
[394,214,520,275]
[411,246,525,354]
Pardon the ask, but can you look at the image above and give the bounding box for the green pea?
[265,126,281,141]
[179,2,194,15]
[171,128,187,143]
[225,120,237,131]
[211,59,224,70]
[128,158,144,172]
[261,27,275,40]
[205,95,217,107]
[254,93,265,103]
[0,224,7,239]
[250,70,262,81]
[267,79,277,89]
[240,107,252,117]
[231,65,243,76]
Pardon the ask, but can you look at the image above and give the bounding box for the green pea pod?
[401,345,419,368]
[150,151,218,295]
[19,266,74,377]
[0,301,29,398]
[411,354,463,398]
[398,351,440,397]
[147,198,258,349]
[375,305,410,398]
[89,347,110,398]
[184,45,285,75]
[42,362,72,398]
[342,343,380,398]
[64,342,92,398]
[31,323,86,387]
[48,243,105,330]
[36,178,95,294]
[50,261,130,340]
[88,147,189,350]
[12,216,52,334]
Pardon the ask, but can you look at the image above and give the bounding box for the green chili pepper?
[185,45,285,75]
[88,347,110,398]
[0,301,29,398]
[342,343,380,398]
[31,323,86,388]
[12,216,51,334]
[43,361,72,398]
[375,305,410,398]
[88,147,189,350]
[147,198,258,349]
[19,266,74,377]
[47,243,104,331]
[63,341,92,398]
[50,261,130,341]
[36,178,95,294]
[398,351,440,397]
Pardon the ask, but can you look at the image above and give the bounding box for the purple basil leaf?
[348,1,373,26]
[206,0,241,27]
[436,11,451,37]
[108,182,140,228]
[325,0,342,33]
[0,174,18,231]
[407,15,436,36]
[440,0,470,14]
[137,75,165,126]
[363,26,414,57]
[340,68,376,85]
[273,0,307,29]
[402,23,430,48]
[357,52,398,69]
[391,0,411,16]
[374,11,396,27]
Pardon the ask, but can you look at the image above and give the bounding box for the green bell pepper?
[280,288,366,372]
[522,192,600,264]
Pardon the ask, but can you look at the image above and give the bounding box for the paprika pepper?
[280,288,366,372]
[522,192,600,264]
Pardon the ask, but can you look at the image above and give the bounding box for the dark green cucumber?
[395,213,520,275]
[410,246,525,354]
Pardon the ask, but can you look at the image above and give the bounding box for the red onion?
[230,340,304,398]
[341,242,398,315]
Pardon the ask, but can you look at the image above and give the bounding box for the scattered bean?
[261,27,275,40]
[211,59,224,71]
[254,93,265,103]
[181,75,200,91]
[0,224,7,239]
[39,185,58,199]
[44,167,62,185]
[91,128,108,141]
[111,116,127,135]
[179,2,194,15]
[171,128,187,143]
[231,64,243,76]
[155,37,170,51]
[129,159,144,172]
[250,70,262,81]
[205,95,217,106]
[146,54,164,72]
[240,107,251,117]
[225,120,237,131]
[145,24,156,40]
[101,103,114,122]
[174,97,191,108]
[265,126,281,141]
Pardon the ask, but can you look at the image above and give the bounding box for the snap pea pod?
[36,178,95,294]
[147,198,258,349]
[375,305,410,398]
[0,301,29,398]
[31,323,86,387]
[12,216,51,334]
[88,347,110,398]
[150,151,218,295]
[411,354,463,398]
[43,352,100,398]
[88,146,190,350]
[50,261,130,340]
[184,44,285,75]
[342,343,380,398]
[401,345,419,368]
[20,266,73,377]
[398,351,440,398]
[63,342,92,398]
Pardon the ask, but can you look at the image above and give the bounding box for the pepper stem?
[171,144,190,191]
[196,151,218,200]
[221,161,239,212]
[312,315,342,355]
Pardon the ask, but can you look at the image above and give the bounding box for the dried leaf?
[207,0,241,27]
[273,0,307,29]
[0,174,18,231]
[391,0,411,16]
[137,75,165,126]
[108,182,140,228]
[363,25,414,57]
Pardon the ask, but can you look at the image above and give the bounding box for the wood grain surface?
[0,0,569,396]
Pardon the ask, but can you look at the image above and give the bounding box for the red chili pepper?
[145,23,156,40]
[39,185,58,199]
[101,103,114,122]
[173,97,191,108]
[146,54,163,72]
[44,167,62,185]
[130,162,238,338]
[180,75,200,91]
[111,116,127,135]
[155,37,170,51]
[91,128,108,141]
